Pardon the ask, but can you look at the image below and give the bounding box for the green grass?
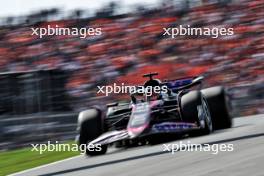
[0,141,80,176]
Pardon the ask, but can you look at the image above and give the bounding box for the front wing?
[89,122,199,146]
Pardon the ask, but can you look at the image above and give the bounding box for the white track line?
[8,114,264,175]
[8,155,83,176]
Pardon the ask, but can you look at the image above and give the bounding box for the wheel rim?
[202,98,213,131]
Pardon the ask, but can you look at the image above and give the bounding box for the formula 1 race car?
[77,73,232,156]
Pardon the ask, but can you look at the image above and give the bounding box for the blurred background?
[0,0,263,150]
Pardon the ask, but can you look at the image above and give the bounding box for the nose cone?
[128,102,151,138]
[127,124,148,138]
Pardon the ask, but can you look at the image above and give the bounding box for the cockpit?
[131,73,166,103]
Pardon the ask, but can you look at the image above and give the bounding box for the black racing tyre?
[78,109,107,156]
[181,90,202,122]
[201,86,232,130]
[199,96,213,135]
[86,145,108,156]
[181,91,213,135]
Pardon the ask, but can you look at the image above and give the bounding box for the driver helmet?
[143,79,162,101]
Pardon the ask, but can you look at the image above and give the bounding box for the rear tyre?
[202,86,232,130]
[199,97,213,135]
[181,90,202,122]
[78,109,107,156]
[181,91,213,135]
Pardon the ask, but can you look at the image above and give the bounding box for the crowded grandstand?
[0,0,263,116]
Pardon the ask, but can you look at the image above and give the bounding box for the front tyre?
[78,109,107,156]
[86,145,108,156]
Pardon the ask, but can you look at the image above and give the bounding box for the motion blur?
[0,0,263,150]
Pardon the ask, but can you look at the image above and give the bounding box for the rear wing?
[163,76,204,92]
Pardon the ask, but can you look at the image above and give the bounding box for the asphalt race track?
[11,114,264,176]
